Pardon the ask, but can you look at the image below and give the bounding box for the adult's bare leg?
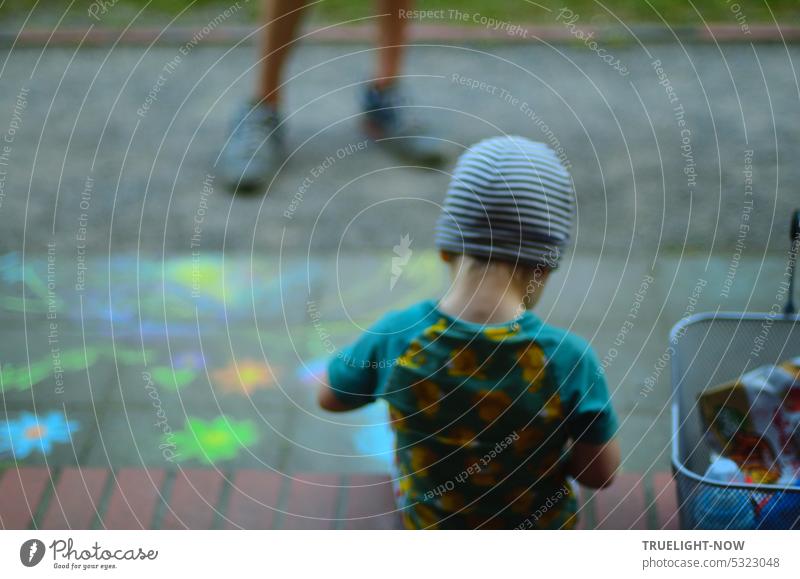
[373,0,412,89]
[256,0,314,105]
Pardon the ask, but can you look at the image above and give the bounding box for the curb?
[1,23,799,47]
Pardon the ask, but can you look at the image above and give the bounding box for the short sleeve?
[326,324,387,405]
[560,340,618,444]
[326,301,442,406]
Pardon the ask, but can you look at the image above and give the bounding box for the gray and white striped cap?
[435,135,574,269]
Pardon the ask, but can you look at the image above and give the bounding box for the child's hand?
[317,381,369,412]
[567,438,621,489]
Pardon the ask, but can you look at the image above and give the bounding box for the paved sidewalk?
[0,41,798,480]
[0,251,794,476]
[0,43,797,256]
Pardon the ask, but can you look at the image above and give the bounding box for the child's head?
[435,136,574,307]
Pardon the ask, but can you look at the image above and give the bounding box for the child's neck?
[438,261,540,325]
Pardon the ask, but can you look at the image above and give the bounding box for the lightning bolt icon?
[390,234,413,290]
[28,542,38,562]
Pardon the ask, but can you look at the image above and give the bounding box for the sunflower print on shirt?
[328,300,618,530]
[383,318,576,530]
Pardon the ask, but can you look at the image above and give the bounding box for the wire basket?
[670,312,800,529]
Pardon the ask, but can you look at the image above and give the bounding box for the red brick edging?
[2,23,798,48]
[0,466,677,530]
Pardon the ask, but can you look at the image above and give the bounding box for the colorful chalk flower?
[0,411,80,459]
[212,359,276,395]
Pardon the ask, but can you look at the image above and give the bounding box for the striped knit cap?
[435,135,574,269]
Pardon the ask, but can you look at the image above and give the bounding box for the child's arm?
[567,438,621,489]
[318,311,400,413]
[557,335,620,489]
[317,381,370,412]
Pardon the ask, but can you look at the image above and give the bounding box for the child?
[319,136,620,529]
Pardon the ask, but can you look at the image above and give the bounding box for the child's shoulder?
[370,299,439,334]
[532,322,604,390]
[532,320,596,364]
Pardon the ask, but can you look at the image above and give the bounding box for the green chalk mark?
[168,415,259,464]
[0,346,151,392]
[150,366,197,391]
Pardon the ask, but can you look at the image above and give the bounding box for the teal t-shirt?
[327,300,617,529]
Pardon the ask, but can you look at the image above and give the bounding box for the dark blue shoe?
[361,83,447,166]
